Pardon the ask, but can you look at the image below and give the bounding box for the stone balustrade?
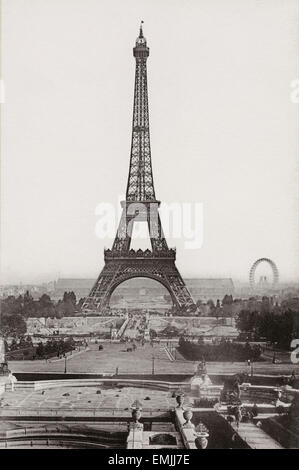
[190,382,285,405]
[5,377,190,393]
[126,428,144,449]
[174,408,197,449]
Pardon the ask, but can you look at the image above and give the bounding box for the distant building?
[0,282,55,299]
[53,277,235,303]
[186,278,235,303]
[53,278,95,300]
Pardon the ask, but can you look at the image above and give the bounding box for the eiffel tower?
[82,23,196,315]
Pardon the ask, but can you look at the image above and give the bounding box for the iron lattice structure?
[82,24,196,314]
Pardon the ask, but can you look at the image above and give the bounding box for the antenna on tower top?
[139,20,144,37]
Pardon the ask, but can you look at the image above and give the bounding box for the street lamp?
[152,354,155,376]
[64,354,67,374]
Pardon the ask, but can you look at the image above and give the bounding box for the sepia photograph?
[0,0,299,454]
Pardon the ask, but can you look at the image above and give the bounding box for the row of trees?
[0,291,84,337]
[2,336,78,361]
[178,337,262,362]
[0,313,27,337]
[236,309,298,349]
[35,337,76,359]
[9,336,33,351]
[1,291,81,319]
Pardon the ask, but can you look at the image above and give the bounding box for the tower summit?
[127,21,154,202]
[82,25,196,314]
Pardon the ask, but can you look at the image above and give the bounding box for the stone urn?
[0,362,10,377]
[176,391,185,409]
[195,434,209,449]
[132,408,142,424]
[195,420,209,449]
[183,408,194,429]
[131,400,143,430]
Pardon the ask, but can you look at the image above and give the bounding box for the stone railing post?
[175,406,209,449]
[127,399,144,449]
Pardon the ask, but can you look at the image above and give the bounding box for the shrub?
[178,337,262,362]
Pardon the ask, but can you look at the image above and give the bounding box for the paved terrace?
[7,343,299,376]
[0,385,175,419]
[0,380,291,449]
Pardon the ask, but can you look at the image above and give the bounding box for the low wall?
[14,373,191,382]
[13,372,287,387]
[7,377,191,394]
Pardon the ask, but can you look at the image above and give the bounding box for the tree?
[236,308,297,349]
[23,291,37,317]
[56,298,76,317]
[207,299,215,312]
[18,336,27,348]
[261,296,270,314]
[0,295,23,316]
[178,337,262,362]
[222,295,233,305]
[10,338,18,351]
[63,291,76,306]
[37,294,55,317]
[36,342,45,358]
[236,310,258,334]
[0,314,27,337]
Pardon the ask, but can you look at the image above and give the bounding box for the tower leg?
[82,258,196,314]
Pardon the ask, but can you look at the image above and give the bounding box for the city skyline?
[1,0,299,285]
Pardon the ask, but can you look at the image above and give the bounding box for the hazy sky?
[1,0,299,284]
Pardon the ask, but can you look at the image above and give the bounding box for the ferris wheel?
[249,258,279,289]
